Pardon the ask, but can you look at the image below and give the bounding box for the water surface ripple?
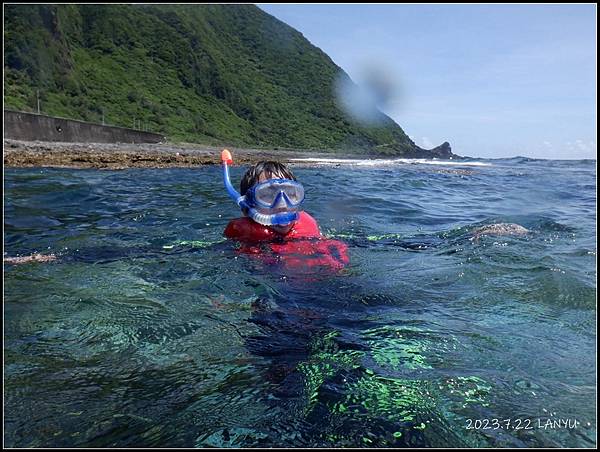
[4,158,596,447]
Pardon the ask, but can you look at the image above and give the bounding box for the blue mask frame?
[244,179,305,209]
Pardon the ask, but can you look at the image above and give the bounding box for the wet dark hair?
[240,161,297,195]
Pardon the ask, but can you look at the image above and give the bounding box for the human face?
[257,172,297,235]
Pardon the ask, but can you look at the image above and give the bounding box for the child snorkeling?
[220,149,350,270]
[5,150,350,269]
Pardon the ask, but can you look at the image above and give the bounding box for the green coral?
[369,336,433,370]
[297,330,364,415]
[295,326,493,447]
[162,238,226,249]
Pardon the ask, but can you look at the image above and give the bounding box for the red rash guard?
[224,211,349,271]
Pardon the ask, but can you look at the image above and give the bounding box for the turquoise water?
[4,157,597,447]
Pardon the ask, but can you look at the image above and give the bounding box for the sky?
[258,4,597,159]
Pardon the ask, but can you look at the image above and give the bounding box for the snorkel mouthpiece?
[251,210,299,226]
[221,149,299,227]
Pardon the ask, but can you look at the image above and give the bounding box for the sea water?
[4,157,596,447]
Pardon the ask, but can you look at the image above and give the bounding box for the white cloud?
[422,137,434,149]
[558,140,596,159]
[574,139,595,153]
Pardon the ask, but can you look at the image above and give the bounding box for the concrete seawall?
[4,110,165,143]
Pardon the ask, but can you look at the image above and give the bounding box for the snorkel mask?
[221,150,305,226]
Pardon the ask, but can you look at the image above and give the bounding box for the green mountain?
[4,4,452,157]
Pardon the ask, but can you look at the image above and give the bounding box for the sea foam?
[290,157,492,167]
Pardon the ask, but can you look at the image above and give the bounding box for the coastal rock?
[429,142,453,159]
[402,141,456,159]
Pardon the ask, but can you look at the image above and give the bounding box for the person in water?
[221,149,349,270]
[5,153,346,268]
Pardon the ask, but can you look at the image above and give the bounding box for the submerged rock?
[4,253,57,264]
[472,223,529,239]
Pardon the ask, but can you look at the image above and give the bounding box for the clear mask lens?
[251,180,305,208]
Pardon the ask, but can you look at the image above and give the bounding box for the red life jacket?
[224,211,349,271]
[224,211,321,242]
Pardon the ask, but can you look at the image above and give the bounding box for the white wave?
[402,159,492,167]
[290,157,492,167]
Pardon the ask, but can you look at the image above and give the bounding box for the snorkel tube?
[221,149,299,226]
[221,149,243,204]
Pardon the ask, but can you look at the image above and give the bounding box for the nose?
[272,191,290,208]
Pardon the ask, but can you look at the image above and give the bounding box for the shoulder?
[300,211,320,231]
[224,217,275,242]
[224,217,252,232]
[289,211,321,238]
[299,211,318,224]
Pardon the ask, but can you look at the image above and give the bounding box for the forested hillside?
[4,4,452,156]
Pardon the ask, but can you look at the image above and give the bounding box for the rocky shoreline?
[3,139,374,170]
